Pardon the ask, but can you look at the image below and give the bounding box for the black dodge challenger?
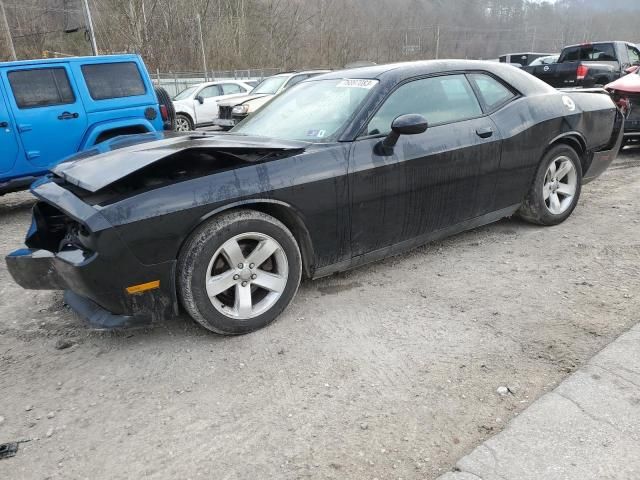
[6,60,623,335]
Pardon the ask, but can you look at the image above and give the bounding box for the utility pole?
[82,0,98,55]
[0,1,16,60]
[196,14,208,81]
[530,26,537,52]
[435,25,440,60]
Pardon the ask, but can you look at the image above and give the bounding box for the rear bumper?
[583,111,625,184]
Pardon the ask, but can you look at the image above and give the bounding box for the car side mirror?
[625,66,639,74]
[196,95,204,104]
[377,114,429,155]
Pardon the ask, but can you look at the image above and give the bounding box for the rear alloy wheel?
[518,144,582,226]
[175,114,193,132]
[178,210,302,335]
[542,156,578,215]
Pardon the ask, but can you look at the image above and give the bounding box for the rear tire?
[177,210,302,335]
[518,145,583,226]
[154,86,176,131]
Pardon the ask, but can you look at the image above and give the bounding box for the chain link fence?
[152,68,282,96]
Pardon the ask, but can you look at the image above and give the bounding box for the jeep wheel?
[154,86,176,131]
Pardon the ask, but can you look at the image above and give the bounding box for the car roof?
[562,41,627,49]
[0,53,140,69]
[197,80,248,86]
[315,59,556,96]
[272,70,331,78]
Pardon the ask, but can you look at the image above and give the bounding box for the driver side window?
[199,85,221,99]
[628,46,640,65]
[366,75,482,136]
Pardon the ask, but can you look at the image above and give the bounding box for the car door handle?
[476,127,494,139]
[58,112,79,120]
[0,121,8,128]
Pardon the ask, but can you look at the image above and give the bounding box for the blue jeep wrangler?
[0,54,175,194]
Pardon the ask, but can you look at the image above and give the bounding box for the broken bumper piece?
[5,247,177,330]
[63,290,152,330]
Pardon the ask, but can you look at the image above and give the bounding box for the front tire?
[175,114,194,132]
[518,145,582,226]
[177,210,302,335]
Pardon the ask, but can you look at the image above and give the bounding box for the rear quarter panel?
[491,91,616,208]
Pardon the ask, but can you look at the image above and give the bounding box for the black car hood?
[53,132,310,192]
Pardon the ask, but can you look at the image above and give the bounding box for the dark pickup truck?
[523,41,640,88]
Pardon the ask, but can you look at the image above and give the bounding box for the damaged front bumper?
[583,110,625,184]
[5,180,178,329]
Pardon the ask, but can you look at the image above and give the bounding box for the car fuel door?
[349,74,502,258]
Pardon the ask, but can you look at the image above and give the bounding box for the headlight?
[232,104,250,115]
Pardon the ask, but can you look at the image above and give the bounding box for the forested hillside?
[1,0,639,71]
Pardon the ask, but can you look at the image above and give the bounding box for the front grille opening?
[26,202,89,254]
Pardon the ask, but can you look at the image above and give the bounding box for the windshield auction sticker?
[337,79,378,89]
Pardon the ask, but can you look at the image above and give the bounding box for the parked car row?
[521,41,640,88]
[503,40,640,145]
[172,80,254,131]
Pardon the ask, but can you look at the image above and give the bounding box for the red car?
[607,66,640,148]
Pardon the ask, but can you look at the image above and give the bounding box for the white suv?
[172,80,254,131]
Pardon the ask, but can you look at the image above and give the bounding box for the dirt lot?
[1,148,639,480]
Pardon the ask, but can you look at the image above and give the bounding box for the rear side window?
[628,45,640,65]
[81,62,146,100]
[564,44,616,62]
[469,74,515,111]
[562,47,581,62]
[8,68,75,109]
[221,83,244,94]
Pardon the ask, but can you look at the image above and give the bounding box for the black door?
[349,73,503,257]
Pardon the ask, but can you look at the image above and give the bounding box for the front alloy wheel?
[178,210,302,335]
[206,233,289,319]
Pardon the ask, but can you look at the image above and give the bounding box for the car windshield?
[174,86,198,100]
[251,76,288,95]
[233,78,379,142]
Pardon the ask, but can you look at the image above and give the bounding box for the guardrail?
[152,68,281,96]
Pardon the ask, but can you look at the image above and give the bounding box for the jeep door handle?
[0,121,8,128]
[58,112,79,120]
[476,127,494,139]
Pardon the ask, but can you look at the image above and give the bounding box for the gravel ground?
[1,148,639,480]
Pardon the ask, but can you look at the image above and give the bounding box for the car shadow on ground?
[69,215,541,349]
